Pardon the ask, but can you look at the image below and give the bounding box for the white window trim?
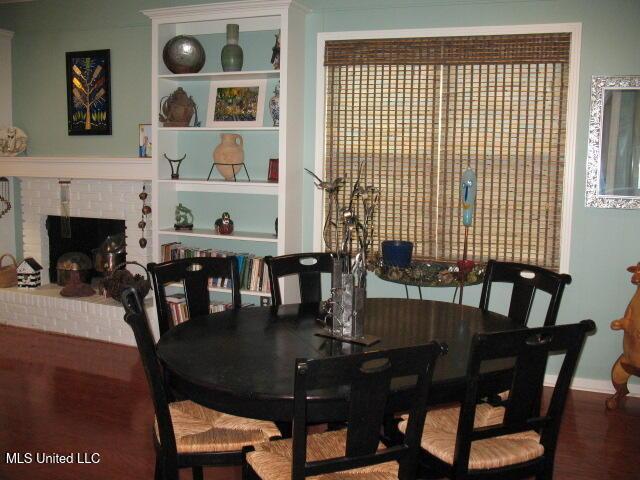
[313,23,581,274]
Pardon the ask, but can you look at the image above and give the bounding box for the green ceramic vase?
[221,24,243,72]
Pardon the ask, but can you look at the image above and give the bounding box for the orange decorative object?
[606,263,640,410]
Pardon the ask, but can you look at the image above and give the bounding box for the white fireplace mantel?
[0,156,152,180]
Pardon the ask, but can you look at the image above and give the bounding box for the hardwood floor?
[0,325,638,480]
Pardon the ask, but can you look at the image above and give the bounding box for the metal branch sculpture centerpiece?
[306,161,380,346]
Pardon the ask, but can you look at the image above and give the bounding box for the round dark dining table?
[156,298,520,423]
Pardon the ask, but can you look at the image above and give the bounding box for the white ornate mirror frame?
[586,75,640,208]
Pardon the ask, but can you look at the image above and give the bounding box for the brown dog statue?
[606,263,640,409]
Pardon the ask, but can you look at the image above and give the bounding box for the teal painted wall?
[2,0,640,386]
[0,0,207,156]
[301,0,640,386]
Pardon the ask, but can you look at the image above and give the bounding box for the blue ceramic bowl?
[381,240,413,268]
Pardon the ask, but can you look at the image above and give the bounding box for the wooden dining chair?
[243,343,443,480]
[264,252,334,306]
[398,319,595,480]
[121,287,281,480]
[479,260,572,327]
[148,256,242,336]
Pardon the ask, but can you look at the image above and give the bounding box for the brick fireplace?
[0,177,155,345]
[21,178,151,282]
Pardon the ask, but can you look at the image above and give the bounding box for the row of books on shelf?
[166,293,252,324]
[161,242,271,293]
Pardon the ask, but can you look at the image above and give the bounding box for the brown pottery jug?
[212,133,244,181]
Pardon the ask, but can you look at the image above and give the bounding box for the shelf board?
[158,126,279,132]
[158,70,280,82]
[167,281,271,298]
[159,227,278,243]
[157,178,279,195]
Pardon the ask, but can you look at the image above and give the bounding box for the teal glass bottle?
[221,24,243,72]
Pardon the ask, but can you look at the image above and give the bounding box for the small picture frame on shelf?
[206,79,266,128]
[139,124,152,158]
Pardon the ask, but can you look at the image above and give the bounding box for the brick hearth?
[0,178,154,345]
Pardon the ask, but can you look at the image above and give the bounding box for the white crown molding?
[142,0,309,22]
[0,28,14,39]
[0,156,152,180]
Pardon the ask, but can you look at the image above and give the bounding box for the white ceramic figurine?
[0,126,28,156]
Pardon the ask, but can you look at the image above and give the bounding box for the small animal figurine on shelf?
[606,263,640,410]
[174,203,194,231]
[271,30,280,70]
[214,212,234,235]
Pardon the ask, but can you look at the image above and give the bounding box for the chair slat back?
[453,320,595,476]
[265,253,333,306]
[148,257,241,335]
[292,343,442,480]
[121,288,177,457]
[479,260,572,326]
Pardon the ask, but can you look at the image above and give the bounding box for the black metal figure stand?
[164,153,186,179]
[206,162,251,182]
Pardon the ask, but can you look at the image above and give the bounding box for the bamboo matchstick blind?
[323,33,570,270]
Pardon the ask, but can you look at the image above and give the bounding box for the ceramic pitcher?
[213,133,244,181]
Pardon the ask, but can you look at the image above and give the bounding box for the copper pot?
[159,87,199,127]
[56,252,92,286]
[93,234,126,274]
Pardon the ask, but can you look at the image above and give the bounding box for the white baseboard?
[544,374,640,397]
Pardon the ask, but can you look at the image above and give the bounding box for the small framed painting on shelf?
[206,79,266,128]
[138,124,152,158]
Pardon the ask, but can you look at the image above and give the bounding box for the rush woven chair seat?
[159,400,281,454]
[264,252,334,306]
[246,430,399,480]
[398,403,543,471]
[397,320,595,480]
[243,343,443,480]
[121,288,280,480]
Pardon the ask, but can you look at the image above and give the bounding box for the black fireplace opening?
[46,216,126,283]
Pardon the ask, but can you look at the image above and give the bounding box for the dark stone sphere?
[163,35,206,74]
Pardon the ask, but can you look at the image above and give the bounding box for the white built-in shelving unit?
[144,0,307,301]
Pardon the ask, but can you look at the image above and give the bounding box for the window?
[321,32,572,270]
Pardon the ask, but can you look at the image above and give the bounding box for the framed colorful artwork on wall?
[65,49,112,135]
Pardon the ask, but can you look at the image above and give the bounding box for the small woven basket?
[0,254,17,288]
